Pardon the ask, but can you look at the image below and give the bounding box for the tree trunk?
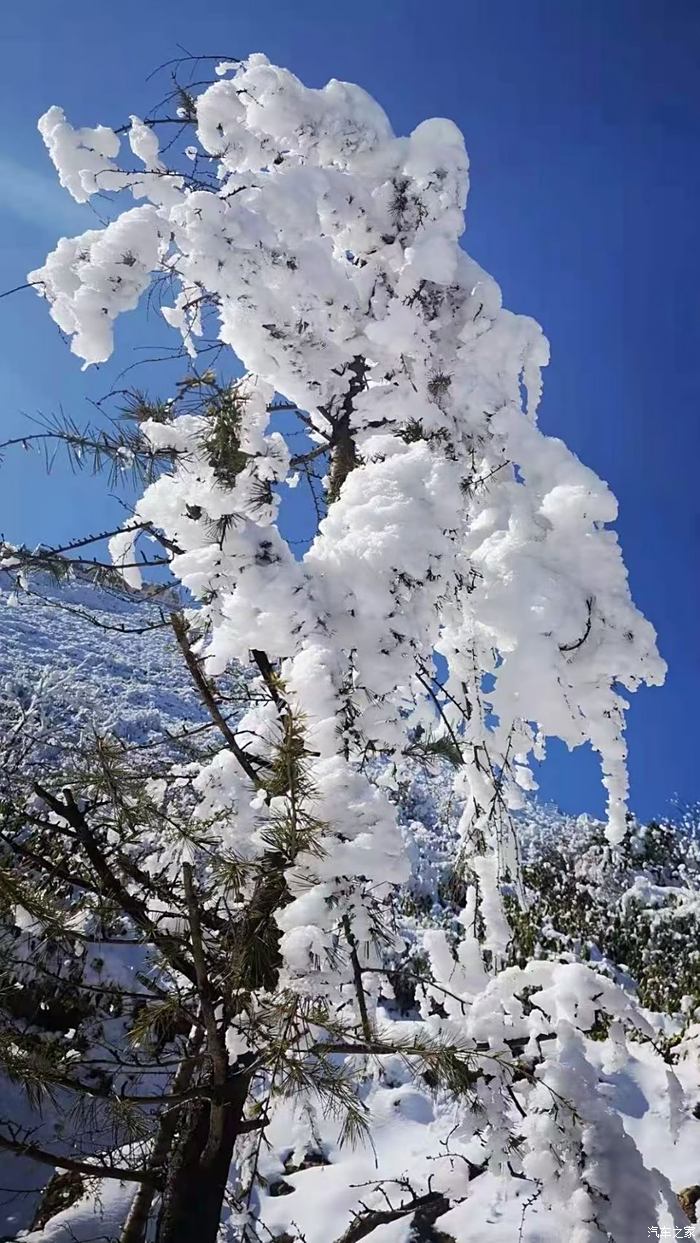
[325,355,365,503]
[120,1036,204,1243]
[156,1070,250,1243]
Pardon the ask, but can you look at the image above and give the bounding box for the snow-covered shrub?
[508,808,700,1015]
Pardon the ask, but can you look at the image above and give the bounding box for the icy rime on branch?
[30,55,663,976]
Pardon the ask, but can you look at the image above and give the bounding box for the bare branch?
[0,1132,157,1187]
[170,612,262,786]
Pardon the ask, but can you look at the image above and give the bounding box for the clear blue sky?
[1,0,698,823]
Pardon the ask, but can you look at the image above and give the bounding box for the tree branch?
[0,1133,158,1187]
[334,1189,449,1243]
[342,916,372,1042]
[170,612,261,786]
[182,863,228,1166]
[32,784,198,988]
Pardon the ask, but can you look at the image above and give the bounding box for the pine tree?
[0,52,688,1243]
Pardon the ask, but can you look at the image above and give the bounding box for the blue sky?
[1,0,698,823]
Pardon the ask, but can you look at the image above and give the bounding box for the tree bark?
[120,1040,203,1243]
[325,356,365,503]
[155,1067,251,1243]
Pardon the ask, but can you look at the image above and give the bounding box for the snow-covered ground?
[12,1032,700,1242]
[254,1031,700,1242]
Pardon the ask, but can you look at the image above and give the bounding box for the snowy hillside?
[0,575,202,1238]
[0,572,204,752]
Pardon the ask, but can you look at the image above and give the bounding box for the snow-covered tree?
[1,52,690,1243]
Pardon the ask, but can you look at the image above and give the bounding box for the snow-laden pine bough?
[0,52,690,1243]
